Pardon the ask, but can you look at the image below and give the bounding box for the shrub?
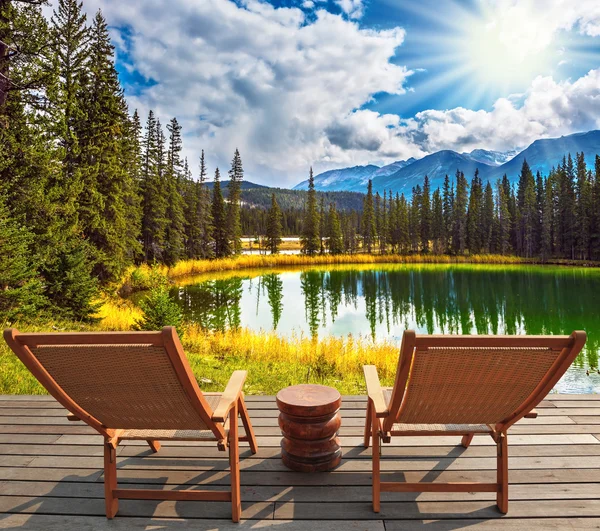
[41,237,100,322]
[135,287,182,334]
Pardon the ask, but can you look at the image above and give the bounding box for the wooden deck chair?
[3,326,258,522]
[363,330,586,514]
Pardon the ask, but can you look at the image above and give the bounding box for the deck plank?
[0,393,599,529]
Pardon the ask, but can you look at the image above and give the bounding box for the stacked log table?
[276,384,342,472]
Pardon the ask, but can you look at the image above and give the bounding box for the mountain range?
[293,130,600,196]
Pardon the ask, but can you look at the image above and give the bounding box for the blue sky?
[53,0,600,185]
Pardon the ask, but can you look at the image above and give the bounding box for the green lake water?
[170,264,600,393]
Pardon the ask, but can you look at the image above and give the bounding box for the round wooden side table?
[276,384,342,472]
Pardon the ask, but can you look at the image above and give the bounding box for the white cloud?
[63,0,409,185]
[405,69,600,153]
[335,0,365,20]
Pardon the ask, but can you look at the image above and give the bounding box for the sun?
[460,3,553,90]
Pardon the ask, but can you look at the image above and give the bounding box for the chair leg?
[371,401,380,513]
[146,440,161,453]
[364,400,372,449]
[461,433,474,448]
[229,401,242,523]
[497,432,508,514]
[103,442,118,519]
[239,396,258,454]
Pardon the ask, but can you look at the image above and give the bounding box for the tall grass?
[1,296,401,394]
[118,254,533,295]
[94,297,143,330]
[182,324,400,394]
[167,253,530,278]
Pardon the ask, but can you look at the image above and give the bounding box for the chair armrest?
[212,370,247,423]
[524,409,538,419]
[363,365,388,417]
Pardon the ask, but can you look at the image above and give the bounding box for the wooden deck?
[0,394,599,530]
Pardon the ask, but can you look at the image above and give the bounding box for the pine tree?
[397,194,410,254]
[420,175,431,252]
[387,190,398,252]
[319,195,326,254]
[49,0,89,235]
[120,108,143,264]
[300,168,320,256]
[327,203,344,255]
[467,170,483,254]
[140,111,168,261]
[557,155,576,259]
[265,194,283,254]
[591,155,600,261]
[541,175,554,261]
[212,168,230,258]
[409,185,421,252]
[515,159,539,257]
[442,175,454,253]
[453,171,468,254]
[374,192,382,253]
[187,150,214,258]
[41,237,100,321]
[77,10,139,280]
[163,117,186,265]
[496,179,512,255]
[482,181,495,253]
[0,0,56,253]
[575,152,591,260]
[227,148,243,254]
[0,194,46,321]
[431,188,444,254]
[362,180,376,253]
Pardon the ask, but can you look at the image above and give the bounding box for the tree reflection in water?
[172,265,600,373]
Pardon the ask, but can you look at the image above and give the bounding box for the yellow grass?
[93,297,143,330]
[117,254,529,290]
[3,298,399,394]
[179,324,400,394]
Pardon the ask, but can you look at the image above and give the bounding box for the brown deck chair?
[3,326,258,522]
[363,330,586,514]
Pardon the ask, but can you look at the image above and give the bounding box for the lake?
[170,264,600,393]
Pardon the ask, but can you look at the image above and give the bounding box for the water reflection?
[171,265,600,392]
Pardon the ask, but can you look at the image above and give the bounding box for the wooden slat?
[2,442,600,460]
[0,496,274,519]
[571,416,600,424]
[1,481,599,503]
[0,514,387,530]
[50,432,600,447]
[273,499,600,519]
[385,519,600,530]
[19,454,600,472]
[112,488,231,501]
[549,401,600,408]
[546,394,600,401]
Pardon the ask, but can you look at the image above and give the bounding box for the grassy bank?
[118,253,536,295]
[0,312,400,395]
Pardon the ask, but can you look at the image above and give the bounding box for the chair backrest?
[4,327,224,439]
[383,330,586,432]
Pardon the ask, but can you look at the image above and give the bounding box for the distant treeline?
[240,188,365,236]
[295,154,600,260]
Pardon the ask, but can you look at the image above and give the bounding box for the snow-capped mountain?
[292,130,600,196]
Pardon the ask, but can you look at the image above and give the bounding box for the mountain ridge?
[293,130,600,196]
